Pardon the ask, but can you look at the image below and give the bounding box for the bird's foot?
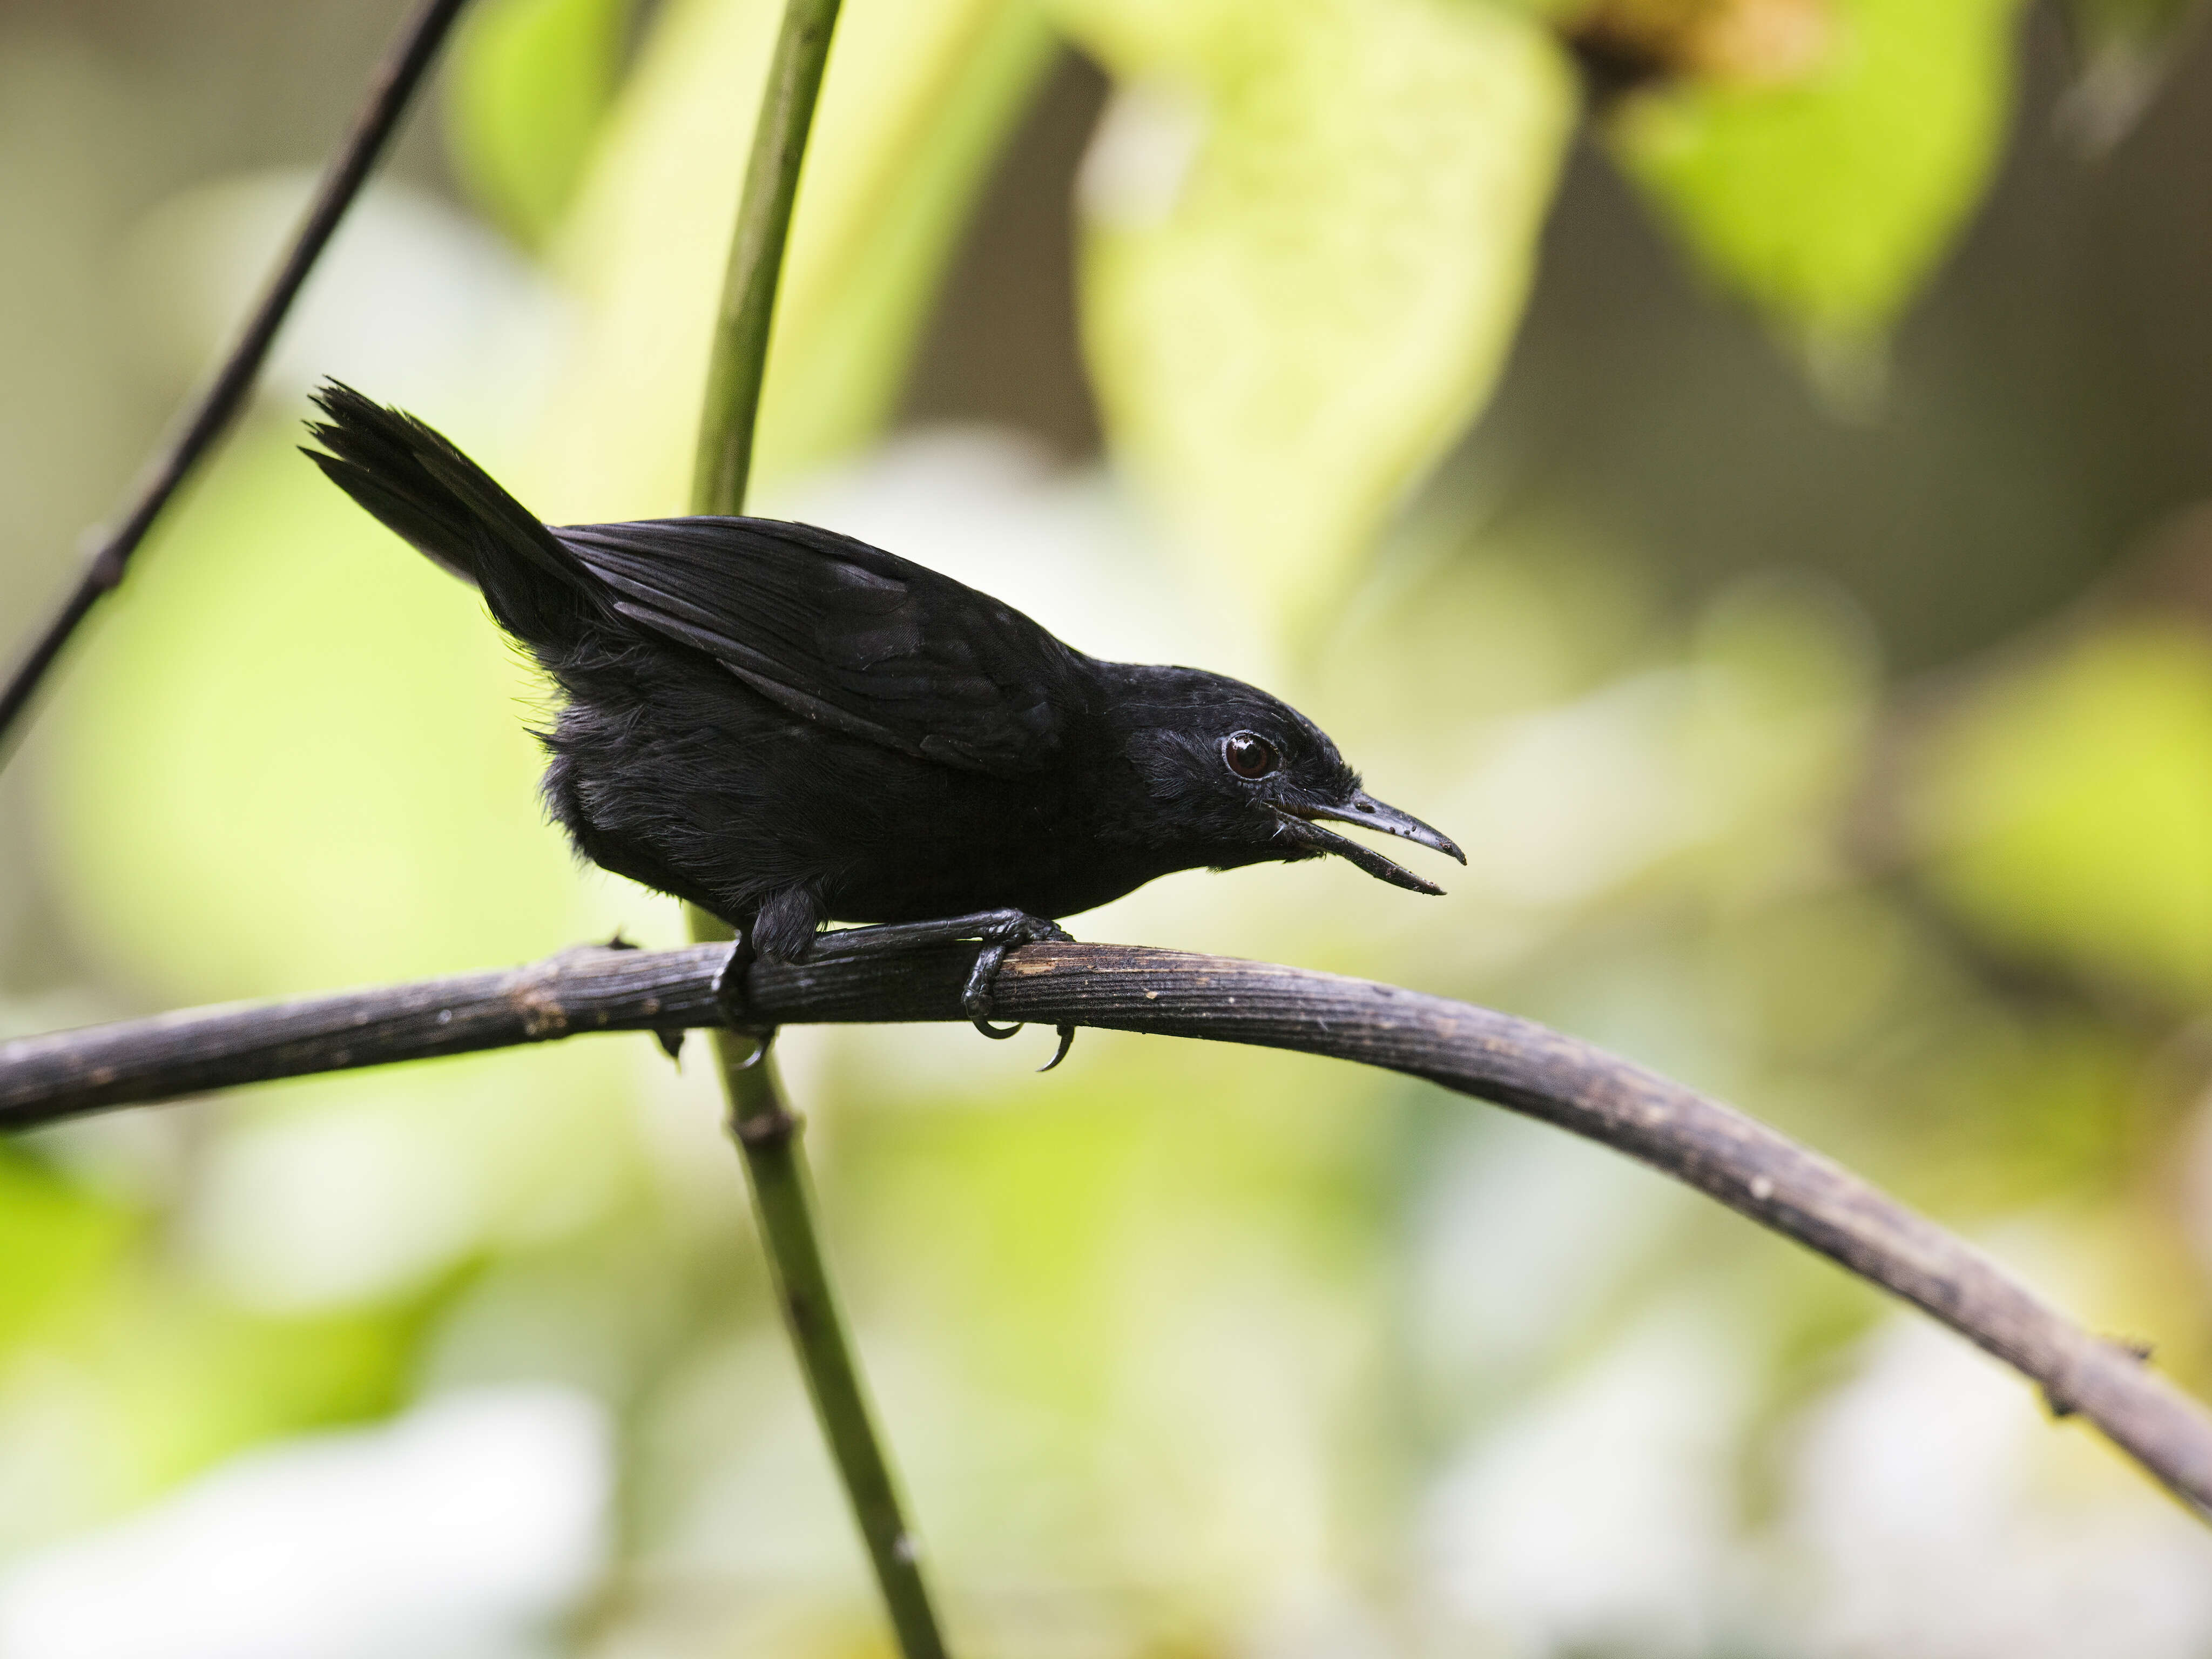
[711,932,775,1067]
[811,909,1077,1070]
[960,914,1078,1071]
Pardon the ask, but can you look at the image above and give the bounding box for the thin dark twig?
[3,935,2208,1522]
[0,0,476,754]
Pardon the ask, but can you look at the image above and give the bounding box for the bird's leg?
[807,910,1079,1070]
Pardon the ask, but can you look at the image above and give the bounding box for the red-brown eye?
[1223,731,1279,779]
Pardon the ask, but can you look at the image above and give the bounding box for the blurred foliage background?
[3,0,2212,1653]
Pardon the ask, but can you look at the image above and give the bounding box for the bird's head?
[1116,669,1465,894]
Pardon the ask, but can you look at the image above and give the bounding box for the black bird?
[303,382,1462,1060]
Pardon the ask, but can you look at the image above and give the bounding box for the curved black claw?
[961,939,1006,1020]
[1038,1024,1077,1073]
[959,916,1076,1064]
[965,941,1023,1039]
[713,933,776,1063]
[712,935,753,1020]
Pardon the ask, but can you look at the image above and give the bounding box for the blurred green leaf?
[834,1032,1393,1590]
[447,0,632,250]
[102,1280,447,1495]
[529,0,1056,520]
[42,431,592,1003]
[1055,0,1576,623]
[1907,623,2212,1002]
[1611,0,2021,374]
[36,422,653,1304]
[0,1150,133,1355]
[0,1198,444,1512]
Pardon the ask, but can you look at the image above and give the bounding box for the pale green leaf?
[99,1291,433,1496]
[446,0,631,250]
[1057,0,1576,621]
[1612,0,2022,361]
[38,429,658,1328]
[0,1150,133,1357]
[1907,623,2212,1003]
[527,0,1056,521]
[41,435,594,1003]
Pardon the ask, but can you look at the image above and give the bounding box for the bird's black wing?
[557,517,1078,778]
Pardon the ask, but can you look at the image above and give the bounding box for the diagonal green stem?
[684,2,950,1655]
[687,918,950,1657]
[690,0,840,520]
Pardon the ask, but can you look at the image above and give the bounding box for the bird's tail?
[303,380,592,649]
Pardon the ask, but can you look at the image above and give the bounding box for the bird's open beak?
[1272,791,1465,896]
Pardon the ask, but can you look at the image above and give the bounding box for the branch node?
[732,1106,801,1149]
[87,539,127,592]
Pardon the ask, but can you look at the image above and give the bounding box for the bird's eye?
[1223,731,1279,780]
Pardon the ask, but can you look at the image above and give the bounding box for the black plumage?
[303,382,1462,1019]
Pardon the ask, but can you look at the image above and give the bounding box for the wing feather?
[560,518,1077,777]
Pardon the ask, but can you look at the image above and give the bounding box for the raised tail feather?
[302,380,593,649]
